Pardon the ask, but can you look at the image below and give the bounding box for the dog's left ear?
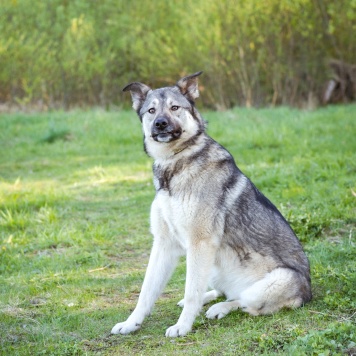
[176,71,203,102]
[123,82,151,112]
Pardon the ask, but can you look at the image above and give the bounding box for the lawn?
[0,105,355,355]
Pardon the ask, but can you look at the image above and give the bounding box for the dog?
[111,72,312,337]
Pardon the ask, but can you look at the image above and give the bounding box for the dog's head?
[123,72,206,157]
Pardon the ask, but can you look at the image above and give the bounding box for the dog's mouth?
[152,129,182,142]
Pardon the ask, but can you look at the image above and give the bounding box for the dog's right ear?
[123,82,151,112]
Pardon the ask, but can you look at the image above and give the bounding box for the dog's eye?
[148,108,156,114]
[171,106,179,111]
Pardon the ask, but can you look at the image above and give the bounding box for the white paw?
[177,298,184,308]
[165,323,191,337]
[206,302,229,320]
[111,320,141,335]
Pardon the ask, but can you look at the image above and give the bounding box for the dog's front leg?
[111,237,180,335]
[165,239,216,337]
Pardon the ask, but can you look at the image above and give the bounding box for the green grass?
[0,106,355,355]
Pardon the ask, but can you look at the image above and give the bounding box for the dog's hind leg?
[177,289,222,308]
[237,268,305,316]
[206,268,306,320]
[206,300,241,319]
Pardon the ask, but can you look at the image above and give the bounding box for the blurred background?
[0,0,355,110]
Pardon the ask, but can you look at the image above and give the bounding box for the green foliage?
[286,322,356,355]
[0,0,355,108]
[40,121,72,143]
[0,106,355,354]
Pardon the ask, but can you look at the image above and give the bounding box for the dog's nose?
[154,117,168,130]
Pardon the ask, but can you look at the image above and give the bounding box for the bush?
[0,0,355,109]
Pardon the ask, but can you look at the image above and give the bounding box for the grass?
[0,105,355,355]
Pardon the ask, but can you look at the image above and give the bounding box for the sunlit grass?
[0,106,355,355]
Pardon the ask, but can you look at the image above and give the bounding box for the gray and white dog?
[112,72,312,337]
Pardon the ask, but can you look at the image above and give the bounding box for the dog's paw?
[206,302,229,320]
[177,298,185,308]
[111,320,141,335]
[165,323,191,337]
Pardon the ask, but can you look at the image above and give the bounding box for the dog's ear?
[123,82,151,112]
[176,71,203,102]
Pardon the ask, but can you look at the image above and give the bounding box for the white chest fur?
[150,191,199,251]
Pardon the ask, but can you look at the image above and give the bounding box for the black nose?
[154,117,168,130]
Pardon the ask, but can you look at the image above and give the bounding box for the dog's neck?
[173,145,190,155]
[149,134,209,168]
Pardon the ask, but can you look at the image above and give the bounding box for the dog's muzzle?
[151,116,182,142]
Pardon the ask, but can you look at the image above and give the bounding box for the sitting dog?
[111,72,312,337]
